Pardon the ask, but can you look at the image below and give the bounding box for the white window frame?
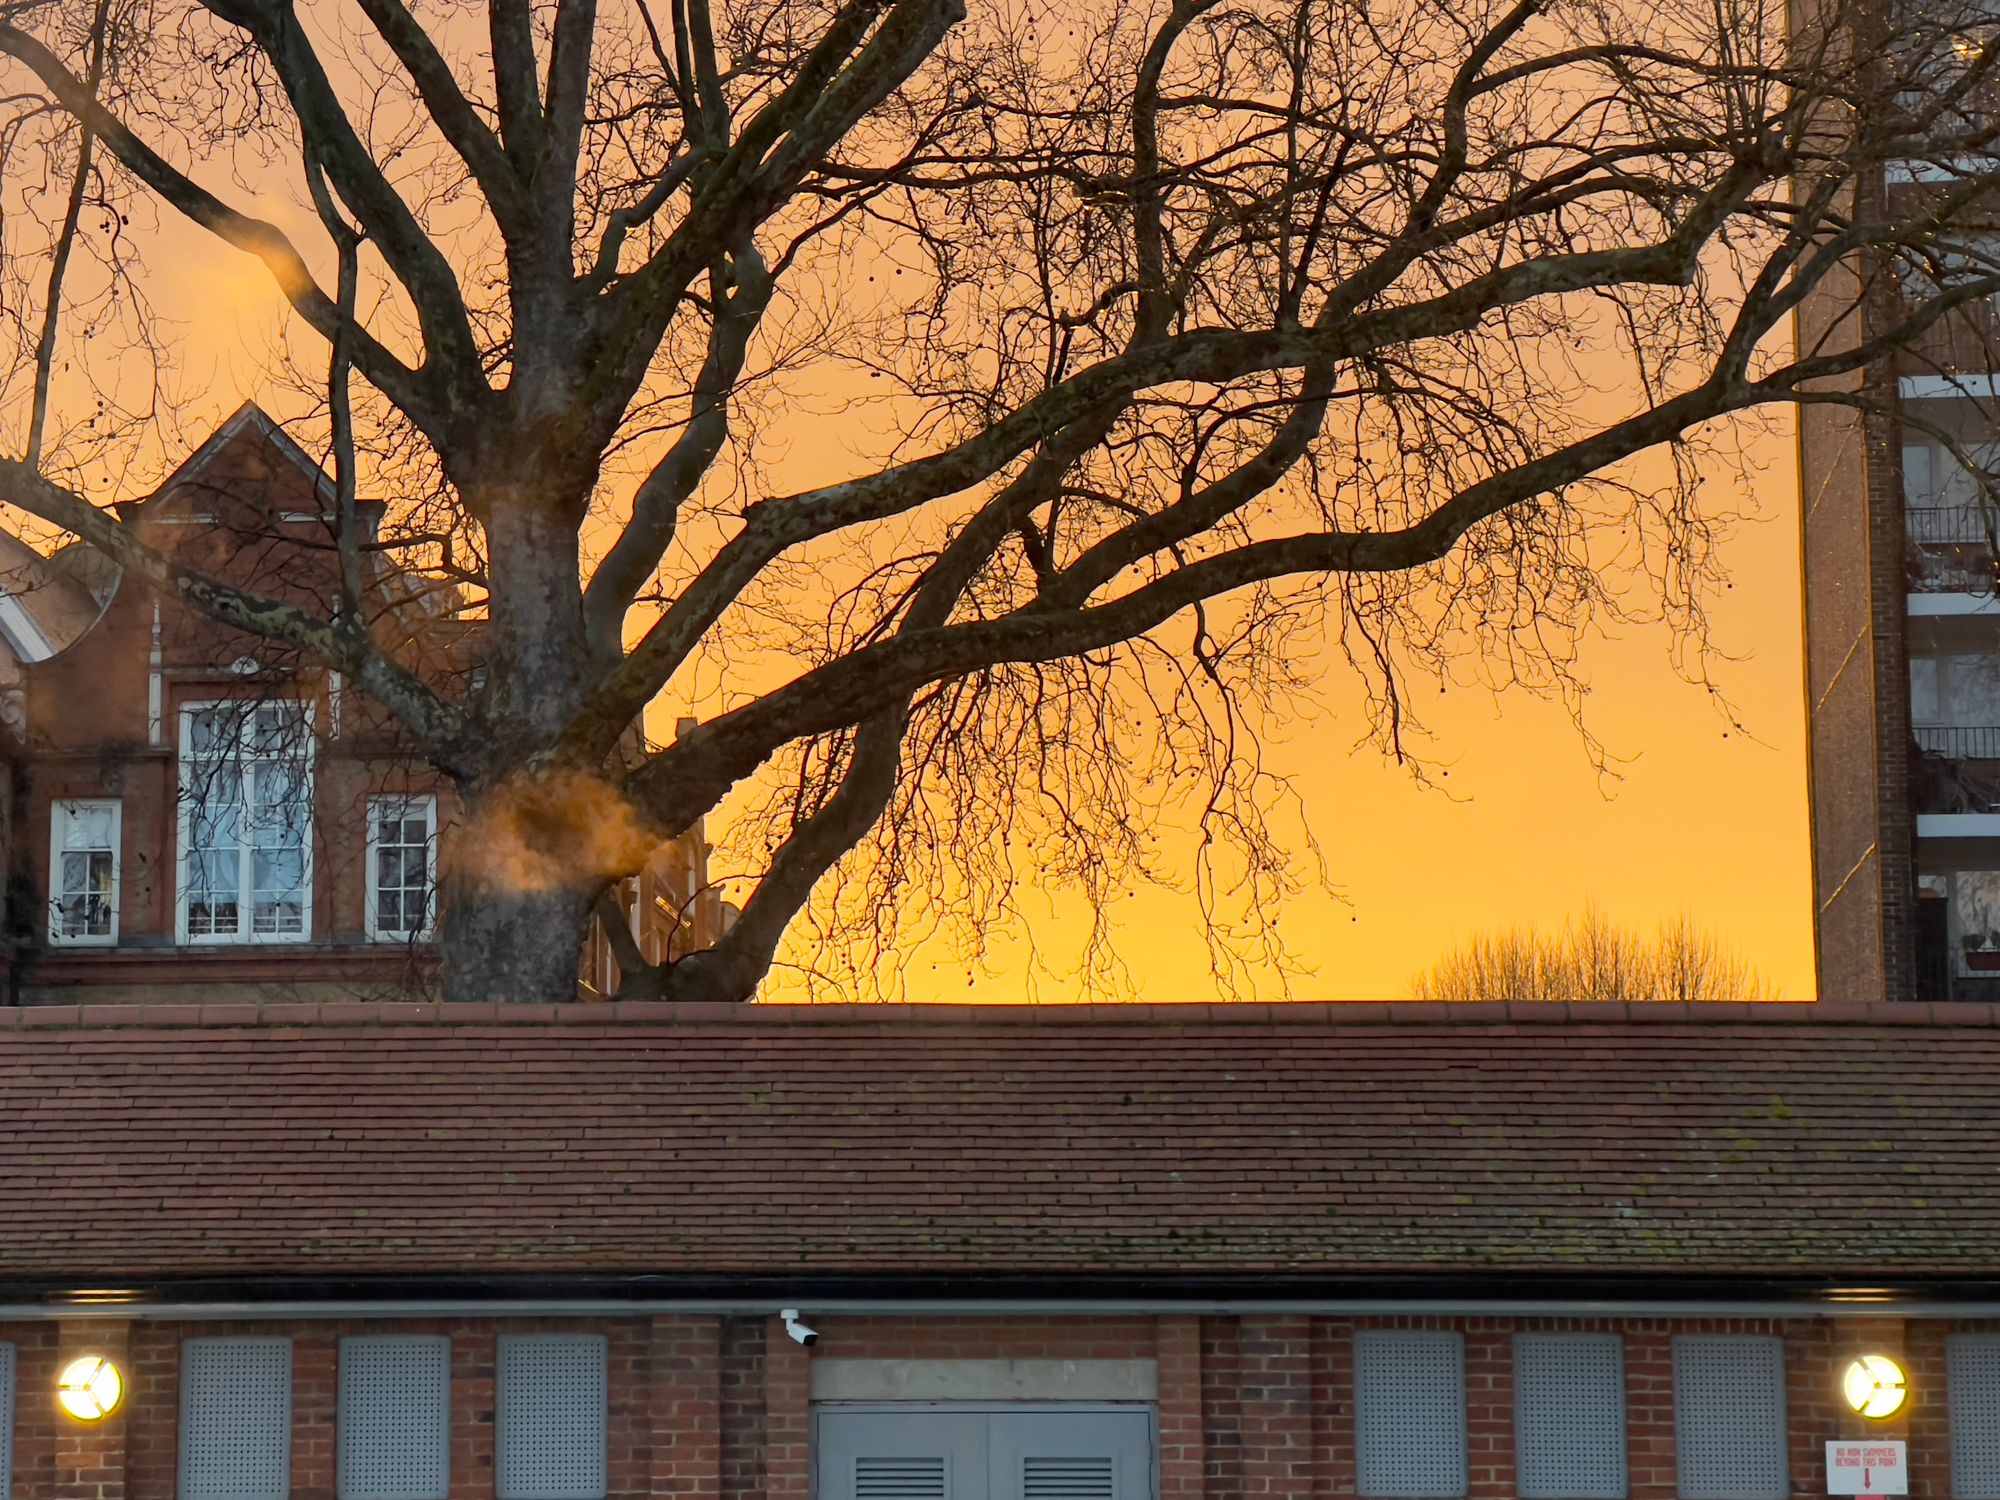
[48,798,120,946]
[176,699,316,945]
[366,793,439,942]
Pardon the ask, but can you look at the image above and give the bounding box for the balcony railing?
[1919,724,2000,759]
[1909,505,1998,545]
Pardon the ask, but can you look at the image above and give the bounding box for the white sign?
[1827,1439,1908,1495]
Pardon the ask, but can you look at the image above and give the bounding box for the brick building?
[0,403,726,1004]
[2,1001,1998,1498]
[1798,11,2000,1001]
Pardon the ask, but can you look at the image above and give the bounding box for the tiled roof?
[2,1000,1996,1290]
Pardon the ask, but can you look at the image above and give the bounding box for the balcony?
[1915,729,2000,869]
[1909,507,2000,606]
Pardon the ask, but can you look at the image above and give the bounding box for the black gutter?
[0,1270,1993,1309]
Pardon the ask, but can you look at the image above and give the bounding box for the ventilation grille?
[1023,1455,1116,1498]
[854,1456,948,1499]
[0,1342,14,1500]
[495,1334,607,1500]
[1672,1336,1787,1500]
[1355,1330,1468,1498]
[339,1335,450,1500]
[1515,1333,1627,1500]
[1952,1335,2000,1499]
[179,1337,293,1500]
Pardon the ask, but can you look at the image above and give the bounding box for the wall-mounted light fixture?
[1842,1354,1908,1420]
[56,1354,124,1422]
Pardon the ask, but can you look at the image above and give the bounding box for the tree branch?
[0,19,435,418]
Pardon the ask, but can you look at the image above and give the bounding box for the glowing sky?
[102,161,1818,1006]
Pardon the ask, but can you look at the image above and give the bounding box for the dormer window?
[178,701,315,943]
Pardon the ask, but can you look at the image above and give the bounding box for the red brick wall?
[0,1311,1983,1498]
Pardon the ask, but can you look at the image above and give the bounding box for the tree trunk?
[437,871,599,1005]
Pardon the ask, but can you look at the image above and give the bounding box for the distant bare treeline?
[1410,906,1776,1003]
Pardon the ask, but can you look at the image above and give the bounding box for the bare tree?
[0,0,1985,1003]
[1410,906,1776,1002]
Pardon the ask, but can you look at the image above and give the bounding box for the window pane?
[253,848,305,895]
[250,701,308,753]
[186,705,231,755]
[253,897,305,935]
[62,805,115,850]
[1914,658,1943,725]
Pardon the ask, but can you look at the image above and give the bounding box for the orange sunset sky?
[82,173,1820,1006]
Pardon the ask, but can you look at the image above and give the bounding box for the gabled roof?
[147,400,336,511]
[1,1000,1997,1303]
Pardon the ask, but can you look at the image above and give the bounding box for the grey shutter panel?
[1514,1333,1627,1500]
[856,1457,950,1499]
[1672,1336,1787,1500]
[1951,1334,2000,1499]
[495,1334,607,1500]
[339,1335,450,1500]
[179,1337,293,1500]
[990,1410,1154,1500]
[815,1411,984,1500]
[1020,1458,1114,1499]
[1355,1330,1468,1498]
[0,1341,14,1500]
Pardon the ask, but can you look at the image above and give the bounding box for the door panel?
[989,1411,1153,1500]
[815,1412,985,1500]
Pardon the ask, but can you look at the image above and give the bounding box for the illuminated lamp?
[1842,1354,1908,1420]
[56,1354,124,1422]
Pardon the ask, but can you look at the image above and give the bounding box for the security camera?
[781,1308,818,1347]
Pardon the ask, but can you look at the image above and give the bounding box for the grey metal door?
[814,1407,1154,1500]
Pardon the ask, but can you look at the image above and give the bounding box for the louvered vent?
[1951,1334,2000,1499]
[1355,1330,1468,1498]
[495,1334,607,1500]
[1022,1454,1116,1498]
[853,1455,948,1499]
[0,1342,14,1500]
[1515,1333,1627,1500]
[179,1337,293,1500]
[1672,1336,1787,1500]
[338,1335,450,1500]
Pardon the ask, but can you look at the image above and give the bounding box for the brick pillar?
[1313,1320,1354,1500]
[291,1329,337,1500]
[1201,1316,1243,1498]
[649,1315,722,1498]
[1156,1316,1205,1498]
[761,1317,811,1500]
[52,1320,130,1500]
[1906,1317,1951,1498]
[125,1323,179,1500]
[1464,1322,1516,1500]
[449,1325,495,1500]
[1239,1314,1315,1495]
[1625,1321,1677,1500]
